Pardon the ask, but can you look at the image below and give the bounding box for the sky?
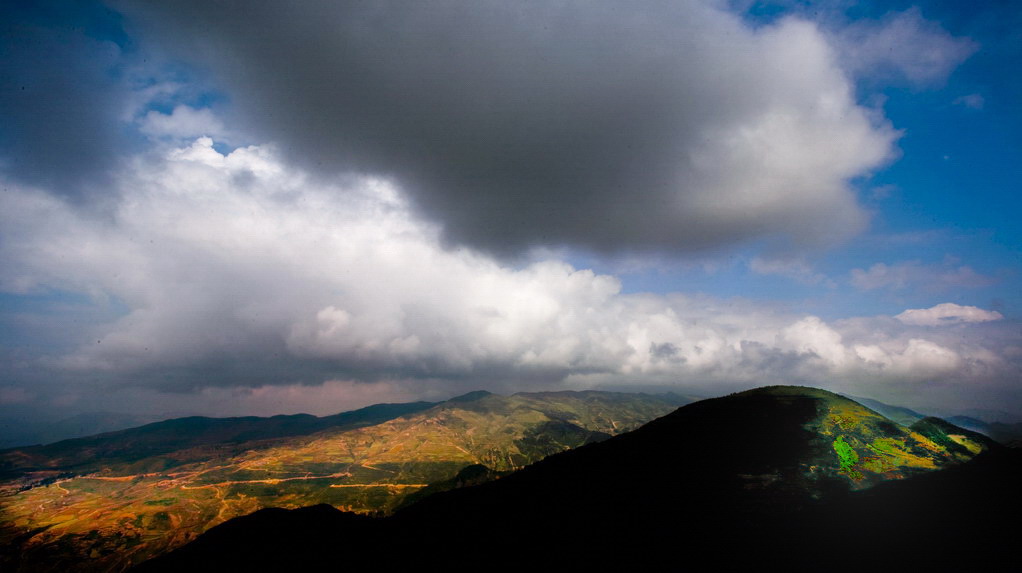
[1,0,1020,439]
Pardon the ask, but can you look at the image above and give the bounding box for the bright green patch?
[833,436,858,469]
[833,436,863,480]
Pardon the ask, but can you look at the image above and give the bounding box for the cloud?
[0,3,1015,416]
[953,93,985,110]
[896,303,1004,327]
[0,387,34,405]
[139,105,228,142]
[0,2,134,197]
[850,260,995,292]
[2,139,1018,413]
[115,0,896,256]
[187,380,438,418]
[831,7,978,88]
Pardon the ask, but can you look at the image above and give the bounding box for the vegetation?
[130,385,1019,573]
[833,436,862,479]
[0,390,686,572]
[0,386,997,572]
[746,385,995,489]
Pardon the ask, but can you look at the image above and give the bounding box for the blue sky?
[1,1,1020,438]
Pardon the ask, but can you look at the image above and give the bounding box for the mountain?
[131,386,1014,572]
[839,393,925,426]
[939,407,1022,425]
[987,421,1022,446]
[0,401,439,480]
[0,413,160,450]
[0,390,687,572]
[841,394,1022,446]
[941,415,1022,447]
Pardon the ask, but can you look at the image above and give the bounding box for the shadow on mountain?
[134,387,1021,571]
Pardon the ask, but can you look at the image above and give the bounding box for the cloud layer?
[118,0,896,256]
[0,2,131,197]
[2,140,1017,412]
[1,2,1016,421]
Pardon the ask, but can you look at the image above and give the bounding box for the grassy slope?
[0,390,685,573]
[0,401,439,480]
[839,393,926,427]
[753,386,996,488]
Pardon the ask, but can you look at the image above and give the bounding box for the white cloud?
[2,139,1017,413]
[832,8,978,87]
[896,303,1004,327]
[139,105,227,141]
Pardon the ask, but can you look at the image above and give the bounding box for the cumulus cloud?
[139,105,228,142]
[2,140,1018,412]
[896,303,1004,327]
[1,2,1014,417]
[115,0,896,256]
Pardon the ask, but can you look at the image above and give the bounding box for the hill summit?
[134,386,1014,572]
[732,386,995,489]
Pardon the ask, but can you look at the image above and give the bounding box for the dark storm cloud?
[0,2,132,198]
[118,0,893,256]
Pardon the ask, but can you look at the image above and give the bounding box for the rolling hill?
[0,401,438,481]
[131,386,1014,572]
[0,390,688,572]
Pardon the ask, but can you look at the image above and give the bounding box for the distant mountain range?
[0,412,159,450]
[130,386,1019,572]
[843,393,1022,446]
[0,390,688,572]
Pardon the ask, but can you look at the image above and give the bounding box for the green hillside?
[751,386,996,488]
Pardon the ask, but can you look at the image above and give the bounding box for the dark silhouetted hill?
[134,386,1018,571]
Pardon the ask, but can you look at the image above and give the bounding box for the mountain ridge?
[132,385,1016,571]
[1,390,687,572]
